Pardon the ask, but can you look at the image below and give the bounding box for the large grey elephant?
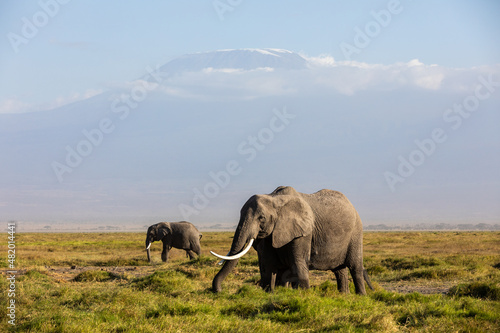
[211,186,373,294]
[145,222,202,262]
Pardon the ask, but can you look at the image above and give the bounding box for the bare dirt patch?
[1,265,158,282]
[379,281,452,295]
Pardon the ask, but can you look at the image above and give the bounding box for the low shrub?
[367,265,386,275]
[131,270,195,296]
[382,256,443,271]
[402,268,463,280]
[22,269,50,280]
[448,282,500,300]
[73,270,124,282]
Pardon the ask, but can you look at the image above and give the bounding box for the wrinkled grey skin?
[145,222,202,262]
[212,186,373,294]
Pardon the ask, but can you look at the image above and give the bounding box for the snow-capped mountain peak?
[157,48,307,75]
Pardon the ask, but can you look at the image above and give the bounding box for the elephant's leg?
[280,269,293,288]
[161,243,171,262]
[186,250,196,259]
[349,265,367,295]
[256,238,281,292]
[258,258,278,291]
[270,272,277,292]
[294,260,310,289]
[161,249,169,262]
[333,267,350,293]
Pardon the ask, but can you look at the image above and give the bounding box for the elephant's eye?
[258,215,266,223]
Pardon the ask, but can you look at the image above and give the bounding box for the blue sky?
[1,0,499,113]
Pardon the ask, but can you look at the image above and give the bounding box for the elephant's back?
[305,190,357,215]
[274,187,362,230]
[306,189,363,269]
[311,189,346,200]
[171,221,201,235]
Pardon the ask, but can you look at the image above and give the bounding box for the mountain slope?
[156,49,307,76]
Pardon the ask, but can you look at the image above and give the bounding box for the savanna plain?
[1,231,499,332]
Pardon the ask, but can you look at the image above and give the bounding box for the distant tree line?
[364,223,500,231]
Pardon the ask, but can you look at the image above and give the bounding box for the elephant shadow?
[255,237,302,290]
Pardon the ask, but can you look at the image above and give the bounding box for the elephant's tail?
[363,269,374,290]
[199,233,203,240]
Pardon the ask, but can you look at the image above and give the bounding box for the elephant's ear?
[157,224,170,240]
[272,196,313,248]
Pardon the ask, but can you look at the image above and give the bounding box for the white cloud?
[152,58,500,100]
[411,68,445,90]
[0,89,103,114]
[304,54,336,67]
[0,99,32,114]
[156,67,294,100]
[407,59,424,67]
[4,58,499,113]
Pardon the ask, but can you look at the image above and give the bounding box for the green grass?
[1,231,499,332]
[448,281,500,301]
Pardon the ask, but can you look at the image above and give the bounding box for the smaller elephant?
[145,221,202,262]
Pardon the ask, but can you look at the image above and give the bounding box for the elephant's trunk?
[212,257,240,292]
[211,226,255,292]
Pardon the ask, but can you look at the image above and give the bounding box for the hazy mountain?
[1,49,499,228]
[155,48,307,76]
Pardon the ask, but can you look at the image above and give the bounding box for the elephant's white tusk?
[210,239,254,261]
[146,243,151,250]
